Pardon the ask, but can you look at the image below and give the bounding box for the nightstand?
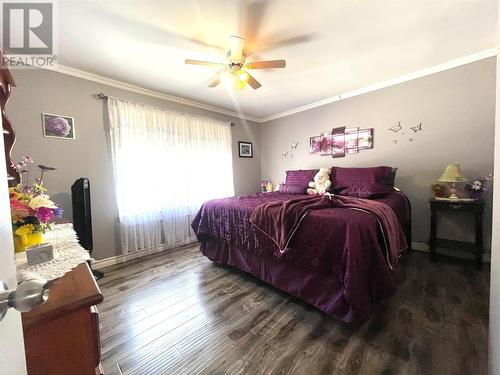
[429,198,485,269]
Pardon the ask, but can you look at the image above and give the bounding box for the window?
[107,97,234,253]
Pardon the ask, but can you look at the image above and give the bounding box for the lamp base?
[448,193,460,199]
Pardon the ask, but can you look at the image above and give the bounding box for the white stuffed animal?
[307,167,332,195]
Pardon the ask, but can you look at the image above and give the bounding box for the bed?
[191,166,411,323]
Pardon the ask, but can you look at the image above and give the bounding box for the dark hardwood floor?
[97,246,489,375]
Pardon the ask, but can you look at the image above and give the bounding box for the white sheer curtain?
[107,97,234,253]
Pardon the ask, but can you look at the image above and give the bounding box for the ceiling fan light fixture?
[235,79,247,90]
[237,70,249,83]
[229,35,244,63]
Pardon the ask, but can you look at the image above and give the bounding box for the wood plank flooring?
[97,246,489,375]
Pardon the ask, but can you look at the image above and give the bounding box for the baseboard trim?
[411,242,491,263]
[93,240,490,269]
[92,239,197,270]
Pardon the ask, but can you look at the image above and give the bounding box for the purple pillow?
[340,183,394,198]
[285,169,318,188]
[386,167,398,187]
[279,183,307,194]
[331,166,392,192]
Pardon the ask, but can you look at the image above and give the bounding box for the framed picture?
[331,126,346,158]
[238,141,253,158]
[42,113,75,140]
[344,128,359,154]
[357,128,374,150]
[320,131,333,156]
[309,136,321,154]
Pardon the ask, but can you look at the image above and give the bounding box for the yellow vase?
[14,232,43,253]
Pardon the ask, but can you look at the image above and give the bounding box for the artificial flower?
[471,180,482,190]
[28,194,57,210]
[36,207,55,223]
[15,224,34,236]
[10,199,31,220]
[53,207,63,219]
[9,189,21,200]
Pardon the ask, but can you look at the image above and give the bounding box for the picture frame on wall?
[331,126,346,158]
[309,136,322,154]
[344,128,359,154]
[320,131,333,156]
[238,141,253,158]
[357,128,374,149]
[42,113,75,140]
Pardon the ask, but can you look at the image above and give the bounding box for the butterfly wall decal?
[410,123,422,133]
[281,151,288,158]
[290,142,298,149]
[388,122,402,132]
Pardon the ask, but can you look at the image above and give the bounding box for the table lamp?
[437,163,468,199]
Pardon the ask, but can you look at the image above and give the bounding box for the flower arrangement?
[465,174,493,201]
[10,156,61,251]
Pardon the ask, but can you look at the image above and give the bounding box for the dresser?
[22,263,104,374]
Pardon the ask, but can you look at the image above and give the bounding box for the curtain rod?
[92,92,235,127]
[93,92,108,100]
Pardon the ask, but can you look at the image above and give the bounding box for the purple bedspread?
[249,194,407,269]
[191,191,411,322]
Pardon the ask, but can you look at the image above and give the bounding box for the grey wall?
[8,69,261,260]
[260,57,496,250]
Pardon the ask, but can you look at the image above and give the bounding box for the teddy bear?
[307,167,332,195]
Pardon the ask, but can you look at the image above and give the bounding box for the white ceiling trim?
[258,48,498,123]
[44,64,261,123]
[45,48,496,124]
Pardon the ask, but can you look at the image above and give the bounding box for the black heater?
[71,178,103,280]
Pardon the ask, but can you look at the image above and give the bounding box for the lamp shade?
[437,163,468,183]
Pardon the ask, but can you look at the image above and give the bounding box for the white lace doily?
[15,223,91,282]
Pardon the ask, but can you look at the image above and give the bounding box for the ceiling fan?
[184,35,286,90]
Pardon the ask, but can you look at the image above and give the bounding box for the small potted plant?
[465,174,493,201]
[10,156,62,252]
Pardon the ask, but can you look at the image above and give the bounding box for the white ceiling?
[57,0,497,120]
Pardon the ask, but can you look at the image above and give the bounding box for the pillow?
[340,183,394,198]
[285,169,318,188]
[279,183,308,194]
[331,166,393,192]
[385,167,398,187]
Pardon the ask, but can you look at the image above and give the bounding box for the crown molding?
[44,48,496,124]
[43,64,261,123]
[258,48,497,123]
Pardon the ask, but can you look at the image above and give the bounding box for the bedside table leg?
[430,208,437,261]
[475,212,483,269]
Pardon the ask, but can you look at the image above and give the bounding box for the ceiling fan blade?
[208,78,221,88]
[247,73,262,89]
[230,36,244,63]
[246,60,286,69]
[184,59,225,67]
[241,0,268,43]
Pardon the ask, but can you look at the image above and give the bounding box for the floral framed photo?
[42,113,75,140]
[238,141,253,158]
[309,136,321,154]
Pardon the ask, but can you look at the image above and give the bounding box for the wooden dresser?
[22,263,104,375]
